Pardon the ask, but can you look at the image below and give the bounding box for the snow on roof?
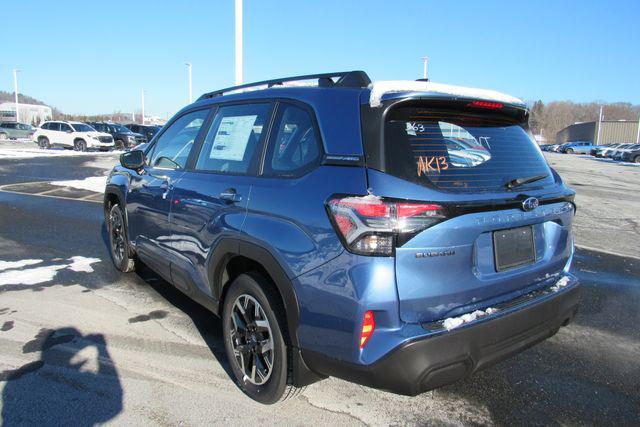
[368,80,524,108]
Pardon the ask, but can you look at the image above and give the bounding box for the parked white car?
[33,121,115,151]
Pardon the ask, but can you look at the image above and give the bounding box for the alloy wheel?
[229,294,275,385]
[109,209,125,263]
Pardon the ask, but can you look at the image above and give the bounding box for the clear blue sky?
[2,0,639,117]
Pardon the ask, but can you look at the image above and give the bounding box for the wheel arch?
[209,239,326,387]
[210,239,300,347]
[104,181,134,251]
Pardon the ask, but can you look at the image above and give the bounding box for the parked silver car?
[0,122,35,140]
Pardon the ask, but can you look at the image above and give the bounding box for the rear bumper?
[302,279,579,396]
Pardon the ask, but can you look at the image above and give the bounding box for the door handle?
[220,188,242,203]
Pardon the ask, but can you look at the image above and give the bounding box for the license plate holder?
[493,226,536,272]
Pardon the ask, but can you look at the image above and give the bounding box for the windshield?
[72,123,96,132]
[384,107,554,193]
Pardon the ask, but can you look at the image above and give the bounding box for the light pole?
[141,89,145,125]
[185,62,193,103]
[596,106,603,145]
[235,0,243,85]
[13,69,21,123]
[421,57,428,80]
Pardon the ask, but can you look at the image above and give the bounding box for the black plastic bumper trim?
[302,284,579,396]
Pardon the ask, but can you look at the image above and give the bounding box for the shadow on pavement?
[1,327,123,425]
[133,262,236,382]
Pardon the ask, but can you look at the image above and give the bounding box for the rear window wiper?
[504,174,548,190]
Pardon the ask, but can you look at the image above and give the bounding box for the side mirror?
[120,150,145,170]
[66,129,73,133]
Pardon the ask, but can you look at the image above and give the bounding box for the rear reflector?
[360,310,375,348]
[467,100,503,110]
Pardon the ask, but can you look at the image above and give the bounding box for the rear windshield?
[384,107,554,192]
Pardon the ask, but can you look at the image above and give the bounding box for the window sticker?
[210,115,258,161]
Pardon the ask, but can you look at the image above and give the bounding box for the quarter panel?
[241,166,368,278]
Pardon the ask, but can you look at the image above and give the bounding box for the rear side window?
[385,107,554,192]
[195,103,272,175]
[147,109,209,169]
[263,103,321,177]
[49,123,61,131]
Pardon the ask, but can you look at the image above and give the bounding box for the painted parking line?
[0,181,102,204]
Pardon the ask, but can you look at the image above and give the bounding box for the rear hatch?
[361,97,575,324]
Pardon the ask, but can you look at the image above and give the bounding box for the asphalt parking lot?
[0,148,638,425]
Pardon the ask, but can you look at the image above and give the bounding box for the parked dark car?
[124,124,162,143]
[613,143,640,161]
[605,143,634,159]
[87,122,146,150]
[620,144,640,163]
[104,71,578,404]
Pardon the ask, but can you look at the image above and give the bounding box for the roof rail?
[198,70,371,100]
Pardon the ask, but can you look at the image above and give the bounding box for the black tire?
[222,273,300,404]
[115,139,125,150]
[38,136,50,149]
[634,156,640,164]
[0,132,7,140]
[566,148,574,154]
[107,204,135,273]
[74,139,87,152]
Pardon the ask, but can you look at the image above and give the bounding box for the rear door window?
[384,107,554,192]
[195,103,272,175]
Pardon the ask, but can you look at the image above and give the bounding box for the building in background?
[556,120,639,145]
[0,102,52,125]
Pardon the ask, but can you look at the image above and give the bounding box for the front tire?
[38,136,50,149]
[107,204,135,273]
[74,139,87,152]
[566,148,574,154]
[222,273,298,404]
[115,139,125,150]
[634,156,640,164]
[0,132,7,140]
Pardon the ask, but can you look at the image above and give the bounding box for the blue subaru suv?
[105,71,579,404]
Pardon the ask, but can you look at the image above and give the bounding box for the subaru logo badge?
[522,197,539,212]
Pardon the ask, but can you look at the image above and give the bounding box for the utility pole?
[235,0,243,85]
[185,62,193,103]
[141,89,145,125]
[596,106,603,145]
[12,69,20,123]
[421,57,428,80]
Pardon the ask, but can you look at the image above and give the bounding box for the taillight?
[327,195,447,256]
[360,310,375,348]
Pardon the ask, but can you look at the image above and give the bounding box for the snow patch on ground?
[368,80,524,108]
[67,256,101,273]
[0,264,67,285]
[0,147,122,159]
[442,307,499,331]
[0,259,43,271]
[0,256,101,285]
[51,176,108,193]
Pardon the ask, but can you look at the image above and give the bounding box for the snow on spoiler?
[368,80,524,108]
